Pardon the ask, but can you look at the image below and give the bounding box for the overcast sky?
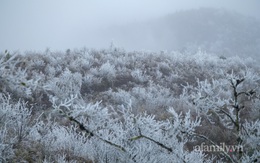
[0,0,259,52]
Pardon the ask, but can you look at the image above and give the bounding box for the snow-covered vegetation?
[0,47,259,162]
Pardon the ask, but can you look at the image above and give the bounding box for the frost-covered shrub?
[0,48,259,162]
[182,68,260,162]
[131,68,149,83]
[98,61,116,80]
[0,94,32,143]
[0,93,35,162]
[0,52,42,100]
[0,126,14,162]
[44,68,82,99]
[48,95,209,162]
[29,121,94,162]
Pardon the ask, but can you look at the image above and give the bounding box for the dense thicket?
[0,48,259,162]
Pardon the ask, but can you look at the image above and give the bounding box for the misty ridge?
[99,8,260,60]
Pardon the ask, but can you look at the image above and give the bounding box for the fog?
[0,0,260,54]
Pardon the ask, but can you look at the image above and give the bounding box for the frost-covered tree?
[183,68,260,162]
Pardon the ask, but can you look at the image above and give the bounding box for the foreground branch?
[65,113,126,152]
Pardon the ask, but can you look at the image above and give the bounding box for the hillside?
[106,8,260,60]
[0,48,259,162]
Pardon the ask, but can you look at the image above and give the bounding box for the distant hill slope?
[107,8,260,59]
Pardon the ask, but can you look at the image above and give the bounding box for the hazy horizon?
[1,0,260,52]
